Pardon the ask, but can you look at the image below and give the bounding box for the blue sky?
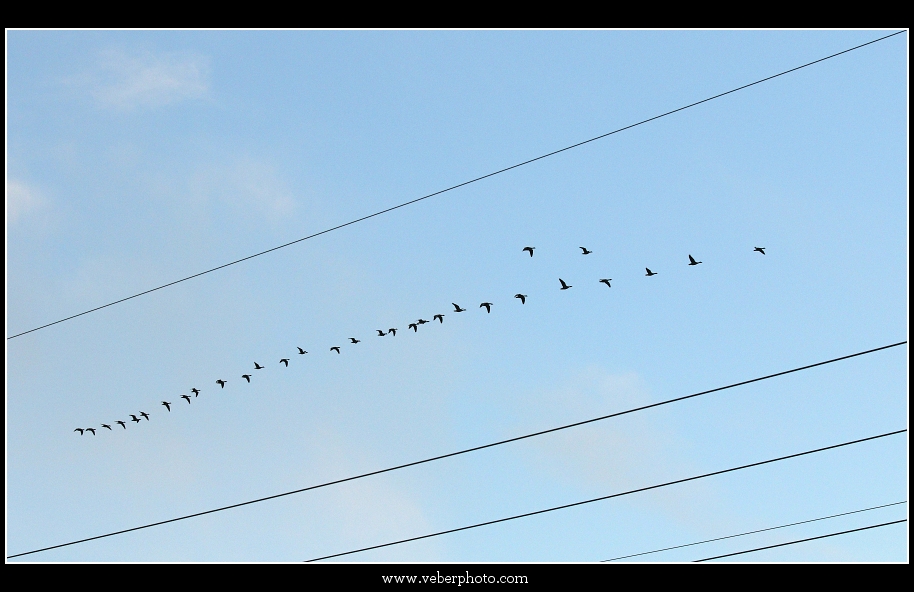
[6,30,907,562]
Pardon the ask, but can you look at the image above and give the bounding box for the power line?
[305,429,906,561]
[7,340,905,559]
[694,519,907,562]
[603,500,907,562]
[7,30,905,342]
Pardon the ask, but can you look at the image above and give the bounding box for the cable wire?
[7,340,905,559]
[603,500,907,561]
[694,519,907,562]
[7,30,905,341]
[305,429,906,561]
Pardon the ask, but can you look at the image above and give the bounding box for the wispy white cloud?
[190,157,297,222]
[6,179,47,224]
[519,367,726,532]
[89,50,209,110]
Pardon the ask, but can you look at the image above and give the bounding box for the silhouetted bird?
[162,401,172,412]
[688,255,702,266]
[74,428,84,435]
[191,388,200,397]
[377,330,387,336]
[254,362,264,370]
[181,395,191,404]
[559,278,572,290]
[280,358,289,367]
[452,303,466,312]
[349,338,361,344]
[388,328,397,336]
[408,323,418,332]
[331,346,341,354]
[580,247,592,255]
[754,247,766,255]
[515,294,527,304]
[242,374,252,383]
[480,302,493,313]
[417,319,429,325]
[101,424,112,431]
[130,415,141,424]
[523,246,535,257]
[434,314,444,323]
[140,412,150,421]
[645,268,657,276]
[116,421,126,429]
[86,428,96,435]
[217,379,227,388]
[599,279,612,288]
[297,347,308,355]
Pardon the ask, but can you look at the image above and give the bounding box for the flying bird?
[331,346,341,354]
[181,395,191,404]
[580,247,592,255]
[452,303,466,312]
[645,268,657,276]
[559,278,572,290]
[191,388,200,397]
[242,374,252,383]
[688,255,702,266]
[161,401,172,412]
[417,319,429,325]
[388,328,397,336]
[377,329,387,336]
[86,428,96,435]
[349,338,361,344]
[101,424,112,431]
[480,302,493,313]
[217,379,227,388]
[280,358,289,367]
[599,278,612,288]
[140,412,150,421]
[130,415,141,424]
[754,247,766,255]
[74,428,84,435]
[116,421,127,429]
[514,294,527,304]
[433,314,444,323]
[297,347,308,355]
[408,323,418,332]
[523,246,535,257]
[254,362,264,370]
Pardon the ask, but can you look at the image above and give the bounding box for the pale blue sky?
[6,30,907,561]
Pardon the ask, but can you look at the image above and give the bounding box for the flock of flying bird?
[73,245,767,435]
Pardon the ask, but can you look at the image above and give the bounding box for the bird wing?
[689,255,696,264]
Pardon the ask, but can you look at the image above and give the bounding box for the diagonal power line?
[305,430,907,561]
[603,500,907,561]
[7,340,905,559]
[694,519,908,562]
[7,30,905,341]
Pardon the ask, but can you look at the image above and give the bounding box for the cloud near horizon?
[6,179,46,224]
